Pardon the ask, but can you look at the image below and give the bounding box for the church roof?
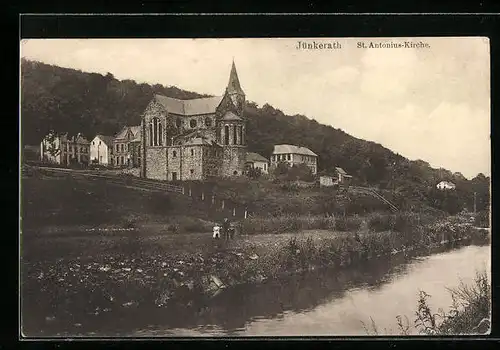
[154,94,223,116]
[221,111,243,121]
[273,144,318,157]
[226,60,245,95]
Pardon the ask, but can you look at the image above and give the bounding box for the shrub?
[335,216,362,231]
[474,211,489,228]
[368,213,393,232]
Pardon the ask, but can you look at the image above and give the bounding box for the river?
[132,243,490,337]
[36,243,489,337]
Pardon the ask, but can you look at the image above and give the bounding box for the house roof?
[335,167,348,175]
[130,126,141,138]
[114,126,129,140]
[438,181,456,186]
[221,111,243,121]
[246,152,268,163]
[154,94,223,116]
[272,144,318,157]
[94,135,114,147]
[115,125,141,140]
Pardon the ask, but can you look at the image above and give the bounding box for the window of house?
[93,141,95,145]
[205,117,212,127]
[176,118,182,128]
[287,154,291,161]
[190,169,194,175]
[224,125,229,145]
[172,150,177,158]
[264,164,267,171]
[121,144,124,152]
[190,119,197,128]
[99,141,101,145]
[121,156,124,165]
[127,143,130,151]
[116,144,119,152]
[138,145,141,153]
[191,149,194,156]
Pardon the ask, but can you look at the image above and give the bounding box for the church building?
[140,61,247,181]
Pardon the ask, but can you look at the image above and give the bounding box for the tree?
[247,166,262,179]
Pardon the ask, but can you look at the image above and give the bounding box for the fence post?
[201,191,205,201]
[182,186,185,195]
[233,207,236,217]
[222,200,225,209]
[212,194,215,205]
[244,209,248,219]
[189,186,192,197]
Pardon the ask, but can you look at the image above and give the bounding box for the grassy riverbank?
[22,216,489,336]
[21,172,490,335]
[363,269,491,335]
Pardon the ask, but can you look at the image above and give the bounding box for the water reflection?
[31,242,488,337]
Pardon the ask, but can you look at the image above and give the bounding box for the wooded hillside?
[20,59,490,214]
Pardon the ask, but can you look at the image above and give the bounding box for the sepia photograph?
[20,37,491,337]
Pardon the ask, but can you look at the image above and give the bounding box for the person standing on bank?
[222,217,231,241]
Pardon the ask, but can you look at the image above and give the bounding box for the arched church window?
[238,126,243,145]
[205,117,212,127]
[233,125,237,145]
[224,125,230,145]
[149,123,153,146]
[149,117,162,146]
[176,118,182,128]
[190,119,197,128]
[158,122,163,146]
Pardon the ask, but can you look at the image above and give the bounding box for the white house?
[335,167,353,185]
[90,135,114,165]
[436,181,456,190]
[245,152,269,174]
[270,144,318,175]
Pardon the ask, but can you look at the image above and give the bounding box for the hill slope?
[20,59,490,213]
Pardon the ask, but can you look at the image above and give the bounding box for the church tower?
[217,60,247,177]
[226,60,246,115]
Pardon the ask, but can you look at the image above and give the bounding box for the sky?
[20,37,491,179]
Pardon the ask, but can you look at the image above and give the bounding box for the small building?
[245,152,269,174]
[113,125,142,168]
[437,180,456,190]
[90,135,114,166]
[40,131,90,166]
[270,144,318,175]
[335,167,352,185]
[319,175,335,187]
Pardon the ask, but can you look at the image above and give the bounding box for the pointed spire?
[226,59,244,95]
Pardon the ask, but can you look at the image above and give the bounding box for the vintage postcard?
[20,37,491,337]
